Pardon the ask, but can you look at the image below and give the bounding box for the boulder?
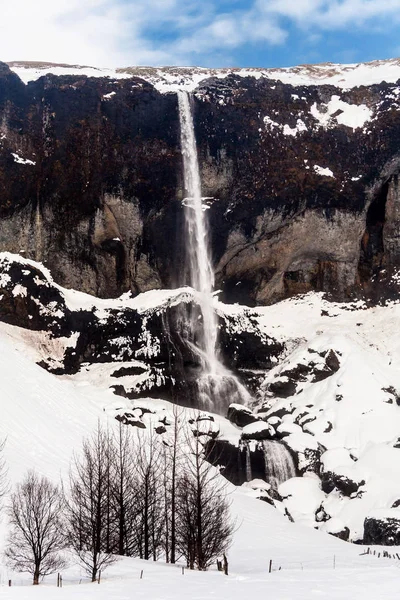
[321,470,365,496]
[364,510,400,545]
[227,403,259,427]
[268,379,297,398]
[241,421,275,441]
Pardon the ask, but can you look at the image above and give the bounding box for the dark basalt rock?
[115,412,146,428]
[268,379,297,398]
[328,526,350,542]
[111,365,148,377]
[321,470,365,496]
[204,438,246,486]
[241,423,275,441]
[155,425,167,435]
[312,350,341,382]
[382,386,400,406]
[297,447,323,475]
[2,64,400,305]
[227,404,259,427]
[364,514,400,545]
[325,349,340,372]
[0,255,283,411]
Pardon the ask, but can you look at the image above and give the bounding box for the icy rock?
[279,476,325,522]
[227,403,259,427]
[115,411,146,428]
[205,438,247,486]
[319,518,350,541]
[321,469,365,496]
[241,421,275,441]
[364,510,400,545]
[268,378,297,397]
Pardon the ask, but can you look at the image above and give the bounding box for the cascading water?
[177,90,250,414]
[245,443,253,483]
[262,441,296,489]
[177,90,219,375]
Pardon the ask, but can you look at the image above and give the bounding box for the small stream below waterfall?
[243,440,296,489]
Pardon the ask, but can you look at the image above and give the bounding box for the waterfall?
[262,441,296,489]
[35,199,42,262]
[177,90,218,374]
[177,90,250,414]
[245,443,252,482]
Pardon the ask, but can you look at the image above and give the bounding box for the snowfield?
[2,256,400,596]
[8,56,400,91]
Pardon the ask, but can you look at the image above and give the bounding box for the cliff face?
[1,61,400,304]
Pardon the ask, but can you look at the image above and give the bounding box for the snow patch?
[314,165,335,178]
[310,95,372,130]
[11,152,36,165]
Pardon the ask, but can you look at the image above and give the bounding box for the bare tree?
[110,423,139,556]
[66,424,116,582]
[162,405,184,563]
[132,429,164,561]
[176,426,234,570]
[5,470,66,585]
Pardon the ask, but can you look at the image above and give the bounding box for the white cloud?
[0,0,187,66]
[260,0,400,29]
[173,10,286,57]
[0,0,400,67]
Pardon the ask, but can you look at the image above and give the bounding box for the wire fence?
[266,548,400,573]
[2,548,400,588]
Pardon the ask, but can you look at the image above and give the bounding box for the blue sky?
[1,0,400,68]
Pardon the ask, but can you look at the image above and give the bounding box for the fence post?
[182,567,185,575]
[8,580,11,587]
[269,559,272,573]
[98,570,101,584]
[140,570,143,579]
[333,555,336,569]
[60,575,63,588]
[223,554,228,576]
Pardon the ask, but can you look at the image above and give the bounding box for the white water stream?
[262,441,296,489]
[177,90,219,375]
[243,440,296,488]
[177,90,250,413]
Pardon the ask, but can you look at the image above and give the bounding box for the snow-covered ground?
[0,327,399,598]
[2,258,400,596]
[7,56,400,91]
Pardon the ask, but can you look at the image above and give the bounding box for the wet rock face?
[2,64,400,304]
[0,64,182,298]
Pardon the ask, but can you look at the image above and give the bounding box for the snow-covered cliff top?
[7,57,400,92]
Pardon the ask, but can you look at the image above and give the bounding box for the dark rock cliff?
[1,61,400,304]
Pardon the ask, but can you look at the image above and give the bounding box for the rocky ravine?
[1,60,400,304]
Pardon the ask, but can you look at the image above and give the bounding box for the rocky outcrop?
[227,404,259,427]
[2,63,400,304]
[321,470,365,496]
[364,512,400,545]
[0,253,282,410]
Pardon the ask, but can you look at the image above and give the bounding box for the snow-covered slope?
[248,293,400,540]
[1,320,400,599]
[7,56,400,91]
